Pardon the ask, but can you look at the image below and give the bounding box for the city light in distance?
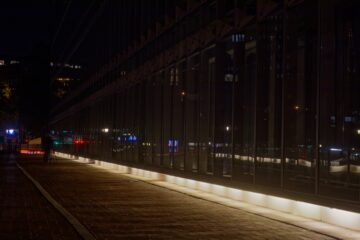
[330,148,342,152]
[6,129,15,135]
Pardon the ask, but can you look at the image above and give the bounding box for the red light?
[20,149,44,155]
[74,139,85,144]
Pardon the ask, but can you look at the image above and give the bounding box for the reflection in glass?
[173,63,185,170]
[199,51,215,174]
[185,55,200,172]
[163,69,172,168]
[144,79,154,164]
[255,14,283,187]
[153,74,163,166]
[284,5,316,193]
[233,30,256,183]
[319,4,360,201]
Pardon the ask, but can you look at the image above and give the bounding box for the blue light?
[168,139,179,147]
[128,135,137,142]
[344,116,353,123]
[232,33,245,43]
[6,129,14,135]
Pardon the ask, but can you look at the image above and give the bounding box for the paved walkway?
[16,156,336,240]
[0,154,80,240]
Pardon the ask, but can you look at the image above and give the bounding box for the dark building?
[0,51,51,141]
[0,57,21,121]
[50,0,360,214]
[0,57,21,150]
[50,61,84,101]
[0,2,52,140]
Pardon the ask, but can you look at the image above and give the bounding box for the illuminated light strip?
[20,149,44,155]
[53,151,360,235]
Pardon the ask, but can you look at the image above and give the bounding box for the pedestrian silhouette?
[42,134,53,163]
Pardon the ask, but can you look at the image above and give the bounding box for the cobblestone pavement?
[0,154,81,240]
[16,157,337,240]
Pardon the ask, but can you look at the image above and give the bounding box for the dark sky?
[0,2,52,57]
[0,1,99,67]
[0,1,178,73]
[0,1,93,60]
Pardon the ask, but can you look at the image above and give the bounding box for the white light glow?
[185,179,197,189]
[227,188,243,201]
[294,201,321,220]
[6,129,15,135]
[330,148,342,152]
[175,177,185,186]
[198,181,211,192]
[211,184,226,197]
[267,196,293,213]
[322,208,360,231]
[245,191,267,207]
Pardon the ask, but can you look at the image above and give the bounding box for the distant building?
[0,56,21,138]
[50,62,83,100]
[0,54,83,140]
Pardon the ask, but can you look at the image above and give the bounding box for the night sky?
[0,1,176,71]
[0,1,98,62]
[0,2,51,57]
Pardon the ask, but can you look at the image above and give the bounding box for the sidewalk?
[17,156,336,240]
[0,154,81,240]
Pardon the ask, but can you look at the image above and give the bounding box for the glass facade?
[283,3,316,194]
[51,1,360,211]
[318,1,360,201]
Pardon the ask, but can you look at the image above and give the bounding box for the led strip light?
[54,151,360,234]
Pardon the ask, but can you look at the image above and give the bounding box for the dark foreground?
[0,154,335,240]
[0,154,80,240]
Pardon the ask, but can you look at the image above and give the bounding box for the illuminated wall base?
[54,152,360,233]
